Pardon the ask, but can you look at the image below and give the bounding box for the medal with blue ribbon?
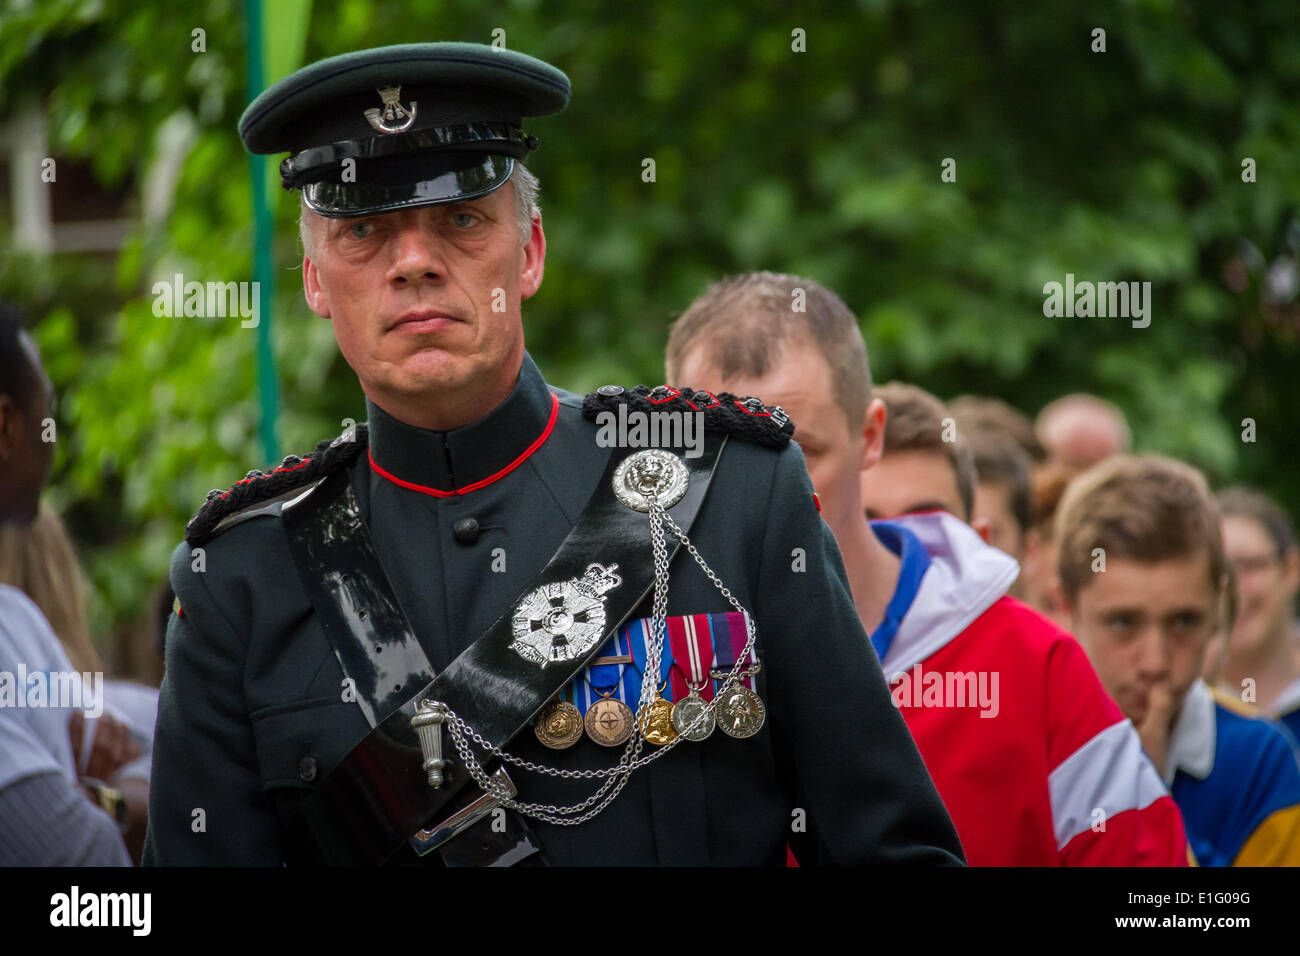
[579,632,636,747]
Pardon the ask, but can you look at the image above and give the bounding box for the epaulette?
[582,384,794,448]
[184,424,370,546]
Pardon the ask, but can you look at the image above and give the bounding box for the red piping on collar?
[367,392,560,498]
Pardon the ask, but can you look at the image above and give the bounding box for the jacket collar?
[364,351,559,497]
[872,511,1020,676]
[1164,678,1217,786]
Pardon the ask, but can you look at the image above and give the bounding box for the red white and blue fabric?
[871,511,1191,867]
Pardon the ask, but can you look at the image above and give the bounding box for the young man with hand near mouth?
[1057,455,1300,865]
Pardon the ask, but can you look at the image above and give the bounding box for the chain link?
[442,474,760,825]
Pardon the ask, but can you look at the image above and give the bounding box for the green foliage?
[2,0,1299,643]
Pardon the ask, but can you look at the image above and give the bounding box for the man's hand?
[69,709,141,783]
[1136,682,1178,779]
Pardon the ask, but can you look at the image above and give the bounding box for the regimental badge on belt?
[509,563,623,667]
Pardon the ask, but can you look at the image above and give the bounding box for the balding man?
[1035,393,1131,469]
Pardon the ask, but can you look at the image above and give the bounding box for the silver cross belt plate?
[612,448,690,513]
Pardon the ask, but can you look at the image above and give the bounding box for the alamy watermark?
[152,274,259,327]
[889,663,1000,718]
[594,404,705,459]
[0,666,103,716]
[50,886,150,936]
[1042,273,1151,328]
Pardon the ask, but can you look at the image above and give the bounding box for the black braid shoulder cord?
[581,384,795,448]
[184,423,370,546]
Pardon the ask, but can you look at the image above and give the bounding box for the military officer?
[142,42,963,866]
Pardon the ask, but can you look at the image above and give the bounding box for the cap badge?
[364,84,418,134]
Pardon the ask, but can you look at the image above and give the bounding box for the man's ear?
[1052,578,1075,627]
[1022,528,1042,570]
[972,516,992,543]
[1281,547,1300,597]
[520,211,546,300]
[303,254,331,319]
[859,398,887,472]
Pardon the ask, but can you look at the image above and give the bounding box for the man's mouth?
[1124,690,1149,721]
[389,310,460,333]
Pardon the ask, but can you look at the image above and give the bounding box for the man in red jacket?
[667,271,1190,865]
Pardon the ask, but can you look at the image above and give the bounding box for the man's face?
[973,479,1025,562]
[1068,554,1218,727]
[0,333,55,525]
[675,338,872,535]
[1223,515,1300,657]
[860,448,964,521]
[302,181,544,411]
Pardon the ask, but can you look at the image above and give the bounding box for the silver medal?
[715,684,766,739]
[671,685,715,742]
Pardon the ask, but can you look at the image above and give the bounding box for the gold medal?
[639,682,679,746]
[585,694,634,747]
[534,697,583,750]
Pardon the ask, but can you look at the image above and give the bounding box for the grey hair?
[511,161,540,244]
[298,162,540,257]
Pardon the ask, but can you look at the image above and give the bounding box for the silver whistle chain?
[442,487,758,826]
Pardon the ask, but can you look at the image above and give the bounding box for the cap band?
[281,121,536,190]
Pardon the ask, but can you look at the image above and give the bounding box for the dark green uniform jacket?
[143,352,963,866]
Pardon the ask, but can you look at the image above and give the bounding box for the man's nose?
[1134,625,1171,681]
[388,219,446,284]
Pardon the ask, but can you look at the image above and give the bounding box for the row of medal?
[533,612,765,750]
[534,663,765,750]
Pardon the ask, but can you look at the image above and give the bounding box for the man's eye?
[451,212,476,228]
[1106,612,1136,633]
[347,222,374,239]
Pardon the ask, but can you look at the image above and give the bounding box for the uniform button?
[453,517,481,545]
[597,384,624,396]
[297,756,317,783]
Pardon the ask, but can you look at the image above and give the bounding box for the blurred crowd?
[2,267,1298,865]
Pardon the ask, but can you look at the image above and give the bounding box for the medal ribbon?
[621,616,675,705]
[572,628,633,713]
[711,611,758,693]
[668,614,716,702]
